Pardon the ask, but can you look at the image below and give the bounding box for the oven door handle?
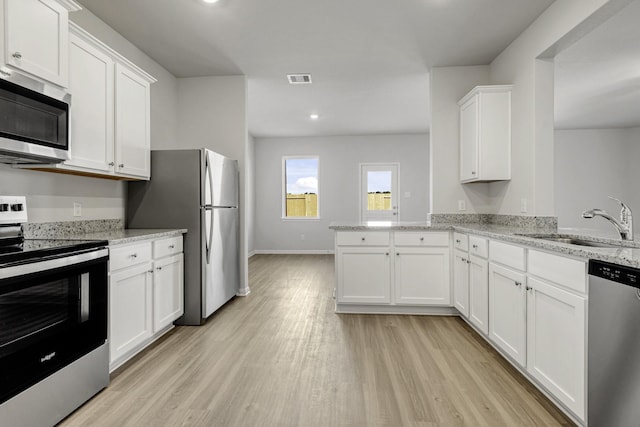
[0,248,108,279]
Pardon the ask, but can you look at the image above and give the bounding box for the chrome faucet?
[582,196,633,241]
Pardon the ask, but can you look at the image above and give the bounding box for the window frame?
[281,155,320,220]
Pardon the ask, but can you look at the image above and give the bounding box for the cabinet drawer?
[394,232,449,247]
[469,236,488,258]
[110,241,152,271]
[489,240,525,271]
[153,236,183,259]
[453,233,469,251]
[336,232,389,246]
[528,250,586,293]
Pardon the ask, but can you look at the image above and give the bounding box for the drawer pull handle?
[420,237,424,241]
[156,266,163,271]
[526,285,532,291]
[130,253,138,258]
[169,244,175,249]
[147,270,153,273]
[385,252,389,256]
[396,253,400,256]
[472,244,478,249]
[12,52,22,60]
[467,259,471,264]
[361,237,365,241]
[515,281,522,287]
[461,258,467,262]
[455,239,461,243]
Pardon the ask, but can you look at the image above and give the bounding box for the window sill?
[281,217,321,221]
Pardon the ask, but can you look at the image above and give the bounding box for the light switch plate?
[73,202,82,217]
[458,200,466,211]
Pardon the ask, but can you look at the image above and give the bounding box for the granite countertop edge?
[329,221,640,269]
[58,229,187,245]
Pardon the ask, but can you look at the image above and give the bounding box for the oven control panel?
[0,196,27,224]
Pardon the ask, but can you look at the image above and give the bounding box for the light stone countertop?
[50,229,187,246]
[329,221,640,269]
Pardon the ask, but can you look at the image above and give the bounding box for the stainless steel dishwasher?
[588,259,640,426]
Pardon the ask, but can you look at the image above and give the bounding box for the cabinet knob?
[108,162,115,166]
[396,253,400,256]
[526,285,532,291]
[515,281,522,287]
[467,259,471,264]
[461,257,466,262]
[420,237,424,241]
[361,237,365,241]
[169,244,175,249]
[385,252,389,256]
[156,266,162,271]
[12,52,22,60]
[118,163,125,168]
[471,171,477,175]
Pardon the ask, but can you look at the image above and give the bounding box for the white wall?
[0,8,179,224]
[430,66,490,214]
[254,134,430,252]
[428,0,631,217]
[176,76,250,293]
[555,127,640,237]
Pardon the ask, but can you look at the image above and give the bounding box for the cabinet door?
[4,0,69,87]
[469,255,489,334]
[489,263,526,366]
[453,251,469,317]
[109,262,153,366]
[153,253,184,332]
[115,63,150,178]
[459,95,478,182]
[336,247,391,304]
[527,277,585,420]
[395,247,450,305]
[67,33,115,172]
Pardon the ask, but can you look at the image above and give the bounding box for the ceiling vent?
[287,74,312,84]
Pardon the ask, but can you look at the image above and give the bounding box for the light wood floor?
[60,254,573,426]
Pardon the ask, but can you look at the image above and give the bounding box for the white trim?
[248,250,256,258]
[336,304,458,316]
[253,249,334,255]
[56,0,82,11]
[282,155,320,219]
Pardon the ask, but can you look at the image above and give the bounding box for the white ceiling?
[554,0,640,130]
[77,0,554,138]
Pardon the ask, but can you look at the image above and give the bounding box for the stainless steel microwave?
[0,71,70,164]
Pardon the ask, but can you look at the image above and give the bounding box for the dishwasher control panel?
[589,259,640,288]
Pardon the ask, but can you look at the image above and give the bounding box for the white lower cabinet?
[153,253,185,331]
[488,262,526,367]
[453,250,469,317]
[527,276,586,419]
[394,247,450,305]
[336,247,391,304]
[108,234,184,371]
[109,262,153,365]
[334,231,450,310]
[468,255,489,334]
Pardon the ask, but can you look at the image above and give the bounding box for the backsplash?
[430,213,558,232]
[22,219,124,239]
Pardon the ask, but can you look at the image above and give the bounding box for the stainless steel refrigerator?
[127,149,239,325]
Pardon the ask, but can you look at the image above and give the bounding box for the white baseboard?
[248,250,256,258]
[236,287,251,297]
[253,249,335,255]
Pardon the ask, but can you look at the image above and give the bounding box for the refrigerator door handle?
[205,207,214,264]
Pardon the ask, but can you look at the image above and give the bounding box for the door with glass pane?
[360,164,399,222]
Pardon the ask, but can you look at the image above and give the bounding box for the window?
[283,156,319,219]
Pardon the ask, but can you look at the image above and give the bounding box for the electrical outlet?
[73,202,82,217]
[458,200,466,211]
[300,234,305,241]
[520,198,528,213]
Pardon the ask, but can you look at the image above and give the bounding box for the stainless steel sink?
[515,234,622,248]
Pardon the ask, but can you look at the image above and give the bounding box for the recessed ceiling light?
[310,114,319,120]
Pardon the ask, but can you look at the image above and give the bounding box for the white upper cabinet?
[66,31,114,172]
[1,0,81,87]
[458,85,512,183]
[115,63,151,178]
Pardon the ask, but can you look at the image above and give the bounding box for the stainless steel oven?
[0,73,70,164]
[0,216,109,426]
